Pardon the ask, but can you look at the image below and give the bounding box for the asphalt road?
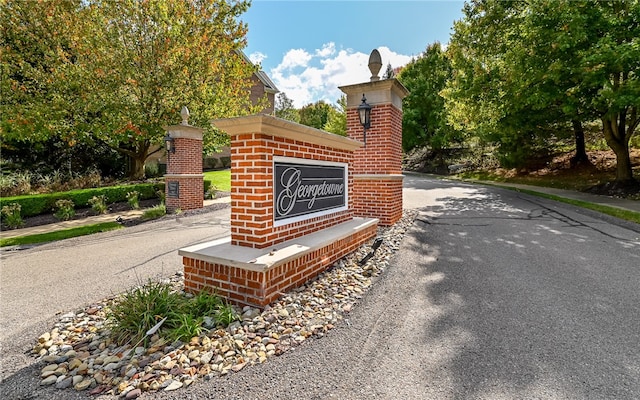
[2,175,640,399]
[0,207,232,381]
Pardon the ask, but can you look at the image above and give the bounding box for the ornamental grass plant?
[1,203,24,228]
[107,280,238,346]
[54,199,75,221]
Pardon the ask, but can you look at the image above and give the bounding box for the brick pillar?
[339,49,409,225]
[164,107,204,212]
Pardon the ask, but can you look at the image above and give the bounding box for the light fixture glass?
[164,133,175,153]
[358,94,371,129]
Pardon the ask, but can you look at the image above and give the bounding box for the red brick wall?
[346,104,403,175]
[166,136,204,211]
[353,178,403,225]
[347,103,404,225]
[230,132,354,249]
[166,177,204,211]
[183,222,377,308]
[168,138,203,174]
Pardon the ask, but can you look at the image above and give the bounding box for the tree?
[275,92,299,123]
[1,0,262,179]
[1,0,85,147]
[298,100,332,130]
[323,96,347,136]
[398,43,463,153]
[445,0,639,180]
[382,62,395,79]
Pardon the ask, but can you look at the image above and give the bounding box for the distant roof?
[255,70,278,94]
[238,50,279,94]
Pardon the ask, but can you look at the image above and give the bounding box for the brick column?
[164,107,204,212]
[339,50,409,226]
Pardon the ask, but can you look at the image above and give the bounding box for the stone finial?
[180,106,190,125]
[368,49,382,82]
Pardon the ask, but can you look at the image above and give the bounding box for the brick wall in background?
[165,131,204,212]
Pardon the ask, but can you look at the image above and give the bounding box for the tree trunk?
[129,155,146,180]
[570,120,590,167]
[602,115,634,183]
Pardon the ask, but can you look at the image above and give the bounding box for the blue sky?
[241,0,465,108]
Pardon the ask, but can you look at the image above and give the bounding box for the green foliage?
[107,281,182,345]
[0,183,164,217]
[126,191,140,210]
[1,0,259,179]
[203,180,216,199]
[141,203,166,220]
[88,195,108,214]
[299,101,332,129]
[166,313,204,342]
[215,302,239,326]
[156,188,166,203]
[275,92,300,123]
[399,42,463,152]
[54,199,75,221]
[382,62,395,79]
[1,203,24,229]
[144,162,161,178]
[0,172,32,197]
[0,222,122,248]
[107,281,238,345]
[323,96,347,137]
[444,0,640,180]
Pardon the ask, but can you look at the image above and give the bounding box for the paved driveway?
[0,208,231,381]
[2,175,640,399]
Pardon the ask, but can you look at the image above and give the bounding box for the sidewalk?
[471,180,640,213]
[0,197,231,241]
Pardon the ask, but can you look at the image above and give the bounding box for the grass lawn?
[0,222,122,247]
[203,169,231,192]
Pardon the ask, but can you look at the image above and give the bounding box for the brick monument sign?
[177,50,408,308]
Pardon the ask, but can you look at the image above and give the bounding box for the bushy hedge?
[0,183,164,218]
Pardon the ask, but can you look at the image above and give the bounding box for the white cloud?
[276,48,313,70]
[267,43,413,108]
[315,42,336,58]
[248,51,267,66]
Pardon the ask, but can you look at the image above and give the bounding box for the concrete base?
[179,217,378,308]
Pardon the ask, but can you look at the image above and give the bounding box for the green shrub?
[0,174,17,197]
[126,191,140,209]
[156,188,166,203]
[141,203,166,220]
[88,195,108,214]
[0,183,164,217]
[107,280,238,345]
[1,203,24,228]
[204,179,216,199]
[220,156,231,168]
[54,199,75,221]
[144,162,160,178]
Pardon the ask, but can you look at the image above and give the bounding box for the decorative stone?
[164,380,183,391]
[73,378,93,391]
[40,375,58,386]
[27,211,418,397]
[126,388,142,399]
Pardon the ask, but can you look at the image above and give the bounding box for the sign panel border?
[273,156,348,227]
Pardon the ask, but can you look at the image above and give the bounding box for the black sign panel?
[274,161,346,222]
[167,181,179,198]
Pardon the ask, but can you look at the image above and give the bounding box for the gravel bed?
[1,210,417,400]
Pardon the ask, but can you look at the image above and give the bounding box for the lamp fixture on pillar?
[358,94,372,145]
[164,133,175,154]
